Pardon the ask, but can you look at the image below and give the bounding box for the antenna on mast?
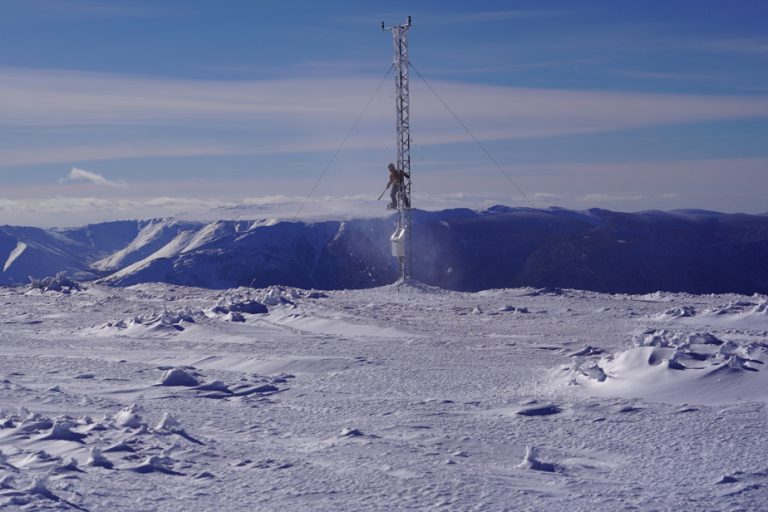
[382,16,413,283]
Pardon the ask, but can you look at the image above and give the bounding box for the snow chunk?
[154,412,204,444]
[686,332,723,345]
[37,420,87,443]
[339,427,364,437]
[260,287,294,306]
[655,306,696,319]
[569,345,604,357]
[228,300,268,314]
[155,412,182,431]
[193,380,230,392]
[159,367,200,387]
[516,404,562,416]
[227,311,246,322]
[633,329,675,347]
[113,403,145,429]
[25,476,58,500]
[579,364,608,382]
[86,447,113,469]
[128,456,184,475]
[0,474,14,489]
[517,446,556,472]
[499,305,529,313]
[54,457,84,473]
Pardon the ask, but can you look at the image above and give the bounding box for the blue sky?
[1,0,767,226]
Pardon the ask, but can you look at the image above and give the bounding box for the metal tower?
[382,16,413,282]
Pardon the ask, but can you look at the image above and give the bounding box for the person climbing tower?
[383,162,410,209]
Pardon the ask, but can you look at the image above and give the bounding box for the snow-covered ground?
[0,281,766,510]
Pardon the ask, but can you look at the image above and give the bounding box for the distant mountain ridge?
[2,207,768,294]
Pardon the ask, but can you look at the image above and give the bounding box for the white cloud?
[63,167,126,187]
[577,193,650,203]
[532,192,562,201]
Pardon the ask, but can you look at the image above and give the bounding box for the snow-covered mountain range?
[2,207,768,294]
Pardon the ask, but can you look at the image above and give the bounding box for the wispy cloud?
[341,10,567,26]
[62,167,126,187]
[578,193,654,203]
[532,192,563,201]
[659,36,768,56]
[430,10,568,23]
[2,67,765,129]
[1,67,767,167]
[696,37,768,56]
[334,9,568,26]
[618,69,726,82]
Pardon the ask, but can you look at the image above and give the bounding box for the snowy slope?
[97,218,399,289]
[0,226,98,285]
[92,219,204,272]
[55,220,143,256]
[100,208,768,294]
[0,282,766,510]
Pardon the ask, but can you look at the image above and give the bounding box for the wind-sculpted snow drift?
[2,207,768,294]
[562,293,768,402]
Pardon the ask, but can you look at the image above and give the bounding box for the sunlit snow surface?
[0,282,766,510]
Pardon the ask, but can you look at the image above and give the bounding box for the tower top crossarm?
[381,15,411,31]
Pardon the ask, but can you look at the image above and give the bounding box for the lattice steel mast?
[382,16,413,281]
